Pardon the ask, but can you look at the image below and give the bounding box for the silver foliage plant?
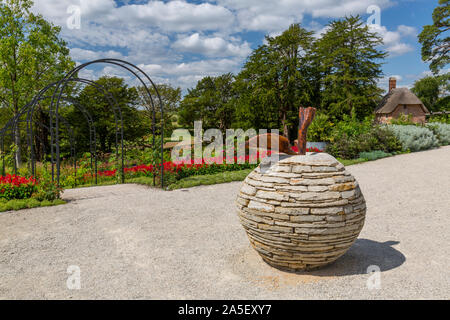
[426,123,450,146]
[390,125,440,152]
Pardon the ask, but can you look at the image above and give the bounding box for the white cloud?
[70,48,124,61]
[167,58,240,76]
[139,64,165,75]
[78,68,96,81]
[116,1,234,32]
[310,0,392,18]
[138,58,243,88]
[369,24,416,57]
[30,0,418,90]
[214,0,392,32]
[31,0,243,88]
[172,33,251,57]
[64,26,172,65]
[406,68,450,83]
[33,0,234,32]
[174,75,207,88]
[312,25,331,39]
[386,43,414,56]
[237,12,298,33]
[397,25,417,37]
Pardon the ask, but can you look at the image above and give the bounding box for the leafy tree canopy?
[314,15,387,120]
[137,83,182,137]
[68,76,149,154]
[418,0,449,74]
[411,74,449,112]
[0,0,75,165]
[0,0,74,113]
[233,23,316,141]
[179,73,235,132]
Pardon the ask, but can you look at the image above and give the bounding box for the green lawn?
[166,169,253,190]
[164,156,387,190]
[47,153,396,194]
[128,157,377,190]
[0,198,66,213]
[64,179,119,189]
[337,158,368,166]
[0,151,404,213]
[126,176,158,187]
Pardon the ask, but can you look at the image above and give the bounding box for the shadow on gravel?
[305,239,406,277]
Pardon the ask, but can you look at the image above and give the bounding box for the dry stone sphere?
[236,152,366,271]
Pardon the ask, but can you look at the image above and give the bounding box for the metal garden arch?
[49,59,165,187]
[0,59,164,188]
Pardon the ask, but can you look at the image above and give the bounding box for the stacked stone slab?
[236,152,366,271]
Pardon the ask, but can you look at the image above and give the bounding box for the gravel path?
[1,147,449,299]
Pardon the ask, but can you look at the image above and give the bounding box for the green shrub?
[390,125,439,152]
[34,178,63,201]
[426,123,450,146]
[327,125,402,159]
[307,113,334,142]
[328,115,374,143]
[18,167,31,177]
[175,162,257,180]
[428,114,450,124]
[389,114,415,125]
[359,150,392,161]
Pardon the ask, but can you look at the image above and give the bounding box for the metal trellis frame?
[0,59,164,188]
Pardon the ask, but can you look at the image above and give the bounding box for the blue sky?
[31,0,446,94]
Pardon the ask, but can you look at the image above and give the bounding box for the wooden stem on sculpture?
[297,107,316,155]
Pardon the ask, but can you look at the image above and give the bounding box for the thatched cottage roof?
[375,88,429,114]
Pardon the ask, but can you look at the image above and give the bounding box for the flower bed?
[0,174,38,200]
[290,146,323,153]
[57,148,324,188]
[95,149,323,182]
[94,151,269,179]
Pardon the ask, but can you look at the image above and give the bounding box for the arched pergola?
[48,59,164,187]
[0,59,165,188]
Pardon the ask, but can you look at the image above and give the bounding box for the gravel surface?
[0,146,449,299]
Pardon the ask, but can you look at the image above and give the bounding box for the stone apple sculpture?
[236,107,366,271]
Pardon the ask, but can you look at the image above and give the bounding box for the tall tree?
[178,73,235,132]
[68,76,149,154]
[412,74,449,111]
[315,16,387,120]
[0,0,75,166]
[137,83,181,137]
[418,0,449,74]
[232,45,280,132]
[233,24,316,141]
[411,76,441,111]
